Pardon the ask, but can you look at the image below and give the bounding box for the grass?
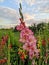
[0,26,49,65]
[0,29,20,46]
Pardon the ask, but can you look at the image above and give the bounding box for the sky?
[0,0,49,25]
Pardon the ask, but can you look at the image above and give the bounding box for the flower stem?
[7,37,10,65]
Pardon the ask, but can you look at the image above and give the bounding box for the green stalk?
[36,61,38,65]
[19,59,21,65]
[7,37,10,65]
[39,59,41,65]
[28,59,33,65]
[16,53,18,65]
[19,59,24,65]
[42,61,44,65]
[38,30,42,65]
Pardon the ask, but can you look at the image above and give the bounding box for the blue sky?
[0,0,49,25]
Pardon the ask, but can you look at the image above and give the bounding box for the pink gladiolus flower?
[29,45,38,59]
[16,22,25,31]
[20,27,34,36]
[23,42,31,51]
[20,33,36,45]
[29,49,34,59]
[16,17,39,60]
[19,28,34,43]
[23,42,39,60]
[27,35,37,44]
[29,49,39,60]
[19,34,29,43]
[23,42,36,51]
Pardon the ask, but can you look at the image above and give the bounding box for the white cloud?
[13,0,35,5]
[14,0,49,6]
[0,0,49,26]
[0,6,35,26]
[24,0,35,6]
[13,0,49,13]
[30,0,49,13]
[0,0,4,2]
[34,13,49,20]
[24,13,34,20]
[0,7,20,25]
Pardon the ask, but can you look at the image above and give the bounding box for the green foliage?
[0,22,49,65]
